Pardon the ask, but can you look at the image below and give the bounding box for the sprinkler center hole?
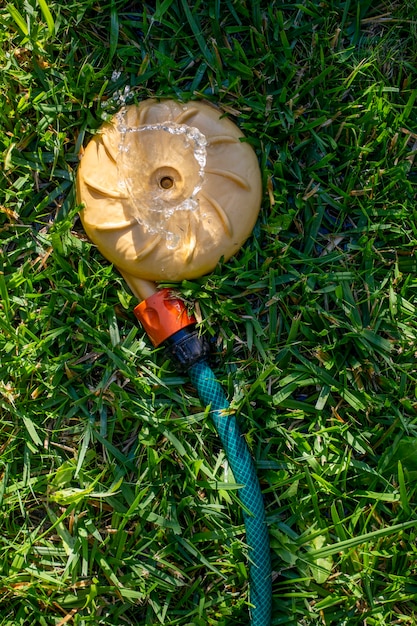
[160,176,174,190]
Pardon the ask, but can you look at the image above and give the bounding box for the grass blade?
[306,520,417,559]
[36,0,55,36]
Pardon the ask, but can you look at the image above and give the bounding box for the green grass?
[1,0,417,624]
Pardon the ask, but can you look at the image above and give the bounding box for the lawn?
[1,1,417,625]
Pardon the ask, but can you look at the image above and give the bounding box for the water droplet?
[166,232,180,250]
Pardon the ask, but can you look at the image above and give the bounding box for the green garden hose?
[189,360,272,625]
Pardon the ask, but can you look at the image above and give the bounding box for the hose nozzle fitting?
[134,288,209,370]
[134,288,195,347]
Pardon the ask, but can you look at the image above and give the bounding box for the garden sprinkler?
[76,99,272,625]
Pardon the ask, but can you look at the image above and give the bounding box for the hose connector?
[134,288,196,347]
[134,288,209,370]
[164,326,210,371]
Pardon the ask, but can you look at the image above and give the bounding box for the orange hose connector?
[133,288,196,347]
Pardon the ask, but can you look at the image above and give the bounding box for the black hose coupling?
[163,325,210,371]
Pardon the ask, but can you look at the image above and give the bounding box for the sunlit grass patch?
[1,1,417,624]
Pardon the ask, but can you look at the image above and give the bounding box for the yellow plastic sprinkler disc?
[76,99,262,299]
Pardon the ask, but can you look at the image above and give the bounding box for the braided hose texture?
[189,361,272,626]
